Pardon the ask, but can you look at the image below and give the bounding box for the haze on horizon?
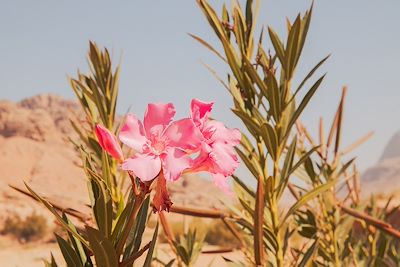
[0,0,399,171]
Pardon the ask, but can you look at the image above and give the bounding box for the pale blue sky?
[1,1,399,171]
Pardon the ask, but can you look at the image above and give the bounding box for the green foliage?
[195,0,327,266]
[69,42,124,203]
[173,229,204,267]
[1,212,47,242]
[43,253,59,267]
[23,43,154,267]
[195,1,400,266]
[350,197,400,266]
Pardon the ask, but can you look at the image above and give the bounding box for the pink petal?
[203,120,241,145]
[161,148,192,181]
[212,173,233,195]
[164,118,203,150]
[122,154,161,181]
[95,124,123,161]
[119,114,148,152]
[190,99,214,128]
[190,143,213,173]
[209,142,239,176]
[144,103,176,137]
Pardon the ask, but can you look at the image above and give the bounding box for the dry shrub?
[1,212,47,242]
[204,220,241,247]
[159,218,207,243]
[159,218,240,247]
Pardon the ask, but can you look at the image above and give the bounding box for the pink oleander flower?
[119,102,203,182]
[189,99,241,193]
[95,100,240,212]
[95,124,124,162]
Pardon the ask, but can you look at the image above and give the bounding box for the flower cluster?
[95,99,240,212]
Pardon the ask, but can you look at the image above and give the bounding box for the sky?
[0,1,399,172]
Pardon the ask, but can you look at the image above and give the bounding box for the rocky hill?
[0,94,86,222]
[362,131,400,197]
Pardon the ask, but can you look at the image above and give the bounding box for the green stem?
[272,159,284,267]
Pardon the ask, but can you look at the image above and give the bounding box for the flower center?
[151,140,166,155]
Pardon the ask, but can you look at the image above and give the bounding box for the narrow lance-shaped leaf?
[277,136,297,197]
[298,239,318,267]
[268,27,285,68]
[55,234,82,267]
[143,222,159,267]
[290,54,330,104]
[285,74,326,140]
[282,178,338,224]
[260,123,278,160]
[62,213,91,266]
[285,15,301,79]
[43,253,59,267]
[123,196,151,262]
[85,226,119,267]
[188,33,227,63]
[24,183,89,249]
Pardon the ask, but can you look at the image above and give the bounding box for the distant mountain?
[379,132,400,162]
[362,131,400,197]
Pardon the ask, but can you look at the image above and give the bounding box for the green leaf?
[235,147,262,179]
[282,178,338,224]
[123,196,150,262]
[295,5,313,70]
[285,74,326,139]
[281,137,297,181]
[62,213,91,266]
[24,183,89,249]
[88,170,113,238]
[266,74,281,122]
[111,193,134,244]
[232,174,255,198]
[43,253,59,267]
[260,123,278,160]
[242,57,269,100]
[232,6,247,55]
[285,15,301,79]
[143,222,159,267]
[85,226,118,267]
[55,234,83,267]
[268,27,285,67]
[304,157,317,183]
[278,137,297,197]
[232,109,260,138]
[289,146,320,177]
[298,239,318,267]
[291,55,330,103]
[188,33,227,63]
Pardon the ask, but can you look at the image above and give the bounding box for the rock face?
[0,94,87,223]
[362,131,400,196]
[0,94,78,141]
